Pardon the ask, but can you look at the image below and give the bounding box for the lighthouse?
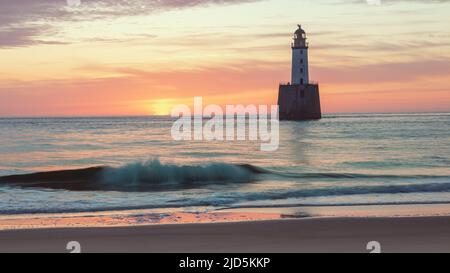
[291,25,309,85]
[278,25,321,120]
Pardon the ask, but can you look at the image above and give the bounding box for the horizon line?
[1,111,449,119]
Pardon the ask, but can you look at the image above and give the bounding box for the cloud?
[1,57,450,115]
[0,25,69,48]
[314,40,450,53]
[381,0,450,2]
[350,0,450,4]
[0,0,261,48]
[312,59,450,84]
[0,60,286,115]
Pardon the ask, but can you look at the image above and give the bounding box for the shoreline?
[2,216,450,253]
[2,203,450,231]
[2,204,450,252]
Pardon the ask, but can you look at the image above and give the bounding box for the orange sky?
[0,0,449,116]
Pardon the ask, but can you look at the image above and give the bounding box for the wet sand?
[1,216,450,253]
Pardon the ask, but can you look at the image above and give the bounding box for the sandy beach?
[1,216,450,253]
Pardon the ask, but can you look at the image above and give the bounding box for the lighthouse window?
[300,59,303,64]
[300,68,304,73]
[300,50,303,55]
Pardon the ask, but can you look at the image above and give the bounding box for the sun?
[150,99,176,116]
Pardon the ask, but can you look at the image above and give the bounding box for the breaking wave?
[99,160,259,191]
[0,160,261,192]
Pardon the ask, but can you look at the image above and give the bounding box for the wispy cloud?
[349,0,450,4]
[0,25,69,48]
[313,59,450,83]
[0,0,261,47]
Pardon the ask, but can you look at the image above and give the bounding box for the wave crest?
[99,160,256,191]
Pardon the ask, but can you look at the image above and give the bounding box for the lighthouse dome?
[295,25,305,35]
[292,24,308,48]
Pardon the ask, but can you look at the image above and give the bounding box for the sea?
[0,113,449,215]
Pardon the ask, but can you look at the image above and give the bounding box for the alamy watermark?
[66,241,81,253]
[171,97,279,152]
[367,241,382,253]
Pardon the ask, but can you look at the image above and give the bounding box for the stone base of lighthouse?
[278,84,322,120]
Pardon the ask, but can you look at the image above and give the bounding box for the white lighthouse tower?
[291,25,309,85]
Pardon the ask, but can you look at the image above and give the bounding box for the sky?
[0,0,450,116]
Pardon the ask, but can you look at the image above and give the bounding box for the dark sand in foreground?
[1,217,450,253]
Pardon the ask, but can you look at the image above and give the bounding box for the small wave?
[230,182,450,203]
[269,171,450,180]
[226,201,450,210]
